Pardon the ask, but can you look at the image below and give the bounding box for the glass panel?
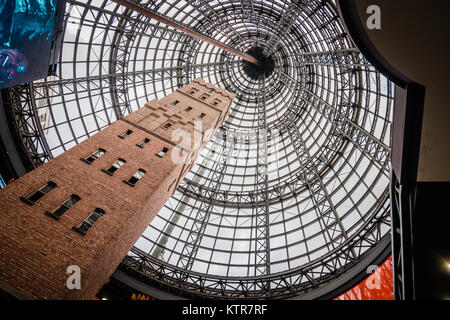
[134,170,146,179]
[78,222,91,233]
[107,166,118,173]
[41,183,56,194]
[53,205,70,217]
[138,139,150,147]
[121,130,133,138]
[113,159,125,168]
[86,155,96,162]
[65,195,80,207]
[128,176,139,184]
[88,211,103,223]
[93,149,105,158]
[28,191,44,202]
[27,182,56,202]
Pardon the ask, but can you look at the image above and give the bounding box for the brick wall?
[0,79,234,299]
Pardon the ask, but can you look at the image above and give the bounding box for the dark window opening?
[73,208,105,235]
[171,100,180,105]
[103,158,126,175]
[83,148,106,164]
[123,169,146,187]
[136,138,150,148]
[162,123,172,130]
[200,95,207,101]
[185,107,192,112]
[20,181,57,205]
[156,147,169,158]
[200,113,206,119]
[118,129,133,139]
[46,194,81,220]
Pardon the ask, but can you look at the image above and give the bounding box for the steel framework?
[9,0,394,299]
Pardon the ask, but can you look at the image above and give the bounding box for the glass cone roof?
[24,0,394,299]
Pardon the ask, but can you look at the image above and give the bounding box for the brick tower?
[0,78,235,299]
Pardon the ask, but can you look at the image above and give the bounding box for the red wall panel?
[334,255,393,300]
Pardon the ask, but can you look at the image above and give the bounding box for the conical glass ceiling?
[21,0,393,299]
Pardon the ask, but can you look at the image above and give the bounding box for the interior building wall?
[353,0,450,182]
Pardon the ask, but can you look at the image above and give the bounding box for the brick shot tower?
[0,78,235,299]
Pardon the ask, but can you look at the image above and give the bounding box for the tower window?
[156,147,169,158]
[72,208,105,235]
[102,158,126,175]
[162,123,172,130]
[136,138,150,148]
[118,129,133,139]
[199,113,206,119]
[46,194,81,220]
[82,148,106,164]
[200,95,207,101]
[20,181,57,205]
[185,107,192,112]
[171,100,180,105]
[123,169,146,187]
[189,88,198,95]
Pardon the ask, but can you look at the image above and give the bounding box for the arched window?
[102,158,126,175]
[82,148,106,164]
[156,147,169,158]
[73,208,105,235]
[136,138,150,148]
[162,123,172,130]
[46,194,81,220]
[118,129,133,139]
[124,169,146,187]
[20,181,57,205]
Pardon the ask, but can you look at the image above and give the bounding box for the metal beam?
[110,0,258,64]
[177,129,235,272]
[262,0,310,57]
[255,77,271,278]
[281,115,356,256]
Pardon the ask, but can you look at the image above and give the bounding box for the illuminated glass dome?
[23,0,394,299]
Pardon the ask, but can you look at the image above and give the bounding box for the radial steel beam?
[262,0,310,57]
[190,0,244,42]
[110,0,258,64]
[281,115,356,256]
[302,88,390,168]
[3,84,53,167]
[254,77,271,278]
[177,129,235,272]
